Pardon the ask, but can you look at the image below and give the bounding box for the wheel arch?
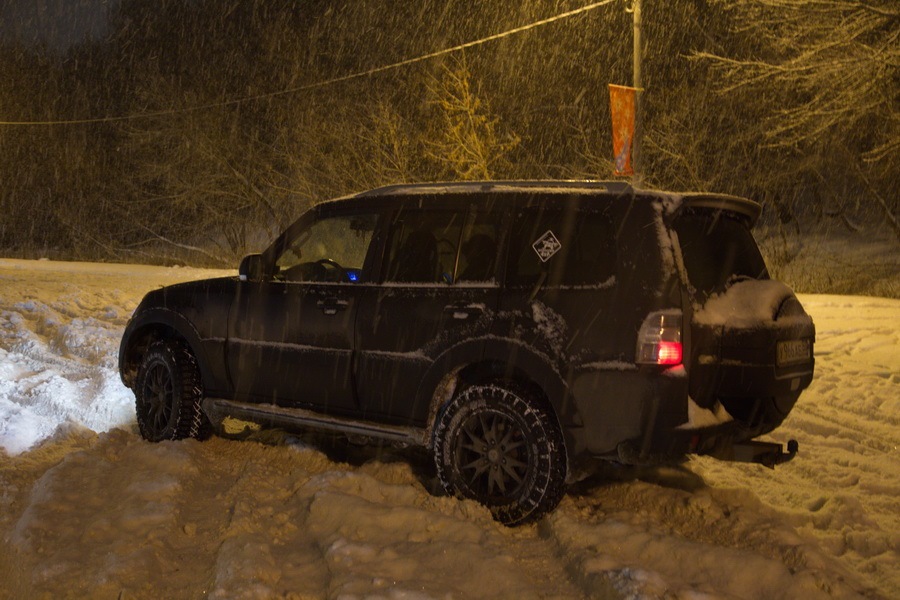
[417,339,577,462]
[119,308,211,390]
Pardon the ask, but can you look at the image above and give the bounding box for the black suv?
[119,181,815,525]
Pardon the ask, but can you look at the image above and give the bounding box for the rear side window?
[383,208,503,284]
[507,206,617,288]
[384,209,463,283]
[457,210,502,283]
[674,211,768,294]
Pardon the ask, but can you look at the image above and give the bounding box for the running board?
[201,398,428,447]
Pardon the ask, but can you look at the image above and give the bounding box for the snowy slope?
[0,258,897,599]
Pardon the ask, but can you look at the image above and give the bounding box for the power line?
[0,0,617,127]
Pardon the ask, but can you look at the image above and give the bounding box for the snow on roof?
[355,180,635,197]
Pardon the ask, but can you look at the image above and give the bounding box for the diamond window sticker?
[532,230,562,262]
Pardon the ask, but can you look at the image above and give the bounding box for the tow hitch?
[717,439,799,469]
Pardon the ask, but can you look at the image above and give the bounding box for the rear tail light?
[636,310,683,365]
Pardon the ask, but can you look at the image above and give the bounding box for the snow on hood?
[693,279,794,328]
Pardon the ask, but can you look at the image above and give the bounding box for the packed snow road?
[0,258,897,599]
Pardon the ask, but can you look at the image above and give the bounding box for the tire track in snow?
[545,468,876,599]
[693,295,900,598]
[192,433,587,599]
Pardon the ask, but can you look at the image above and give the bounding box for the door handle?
[317,297,349,315]
[443,303,484,320]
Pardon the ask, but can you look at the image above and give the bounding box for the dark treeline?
[0,0,896,265]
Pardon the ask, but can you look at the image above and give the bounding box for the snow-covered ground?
[0,258,896,599]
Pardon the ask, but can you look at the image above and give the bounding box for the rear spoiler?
[679,193,762,227]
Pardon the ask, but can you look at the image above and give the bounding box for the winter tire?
[135,340,209,442]
[433,383,567,526]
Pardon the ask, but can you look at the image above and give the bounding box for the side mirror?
[238,253,264,282]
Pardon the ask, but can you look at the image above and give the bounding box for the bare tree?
[695,0,899,237]
[425,57,520,181]
[698,1,897,156]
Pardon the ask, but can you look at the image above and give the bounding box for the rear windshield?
[674,211,768,295]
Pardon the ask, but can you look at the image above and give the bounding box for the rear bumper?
[616,416,799,468]
[569,358,810,465]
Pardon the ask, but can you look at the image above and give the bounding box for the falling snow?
[0,258,896,598]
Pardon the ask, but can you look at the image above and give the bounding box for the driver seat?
[391,230,438,282]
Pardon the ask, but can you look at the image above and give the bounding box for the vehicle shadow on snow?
[234,427,447,496]
[567,460,708,497]
[215,426,708,504]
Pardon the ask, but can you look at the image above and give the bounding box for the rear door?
[674,205,815,419]
[499,195,623,361]
[355,197,504,424]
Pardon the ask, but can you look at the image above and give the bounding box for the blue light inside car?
[347,271,359,282]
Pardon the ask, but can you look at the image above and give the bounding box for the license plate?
[777,339,811,366]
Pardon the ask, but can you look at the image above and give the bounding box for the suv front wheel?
[432,383,567,526]
[135,340,209,442]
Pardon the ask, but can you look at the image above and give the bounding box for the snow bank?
[0,259,897,599]
[0,259,230,454]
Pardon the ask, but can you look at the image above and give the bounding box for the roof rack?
[355,180,634,197]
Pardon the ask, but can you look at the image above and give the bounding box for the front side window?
[276,212,378,283]
[383,208,503,284]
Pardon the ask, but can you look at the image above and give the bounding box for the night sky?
[0,0,118,51]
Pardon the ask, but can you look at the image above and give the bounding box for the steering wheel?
[315,258,346,281]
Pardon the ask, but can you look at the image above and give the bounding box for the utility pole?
[631,0,642,187]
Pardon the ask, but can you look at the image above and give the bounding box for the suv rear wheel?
[135,340,209,442]
[433,383,567,526]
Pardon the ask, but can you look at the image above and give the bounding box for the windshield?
[674,211,768,295]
